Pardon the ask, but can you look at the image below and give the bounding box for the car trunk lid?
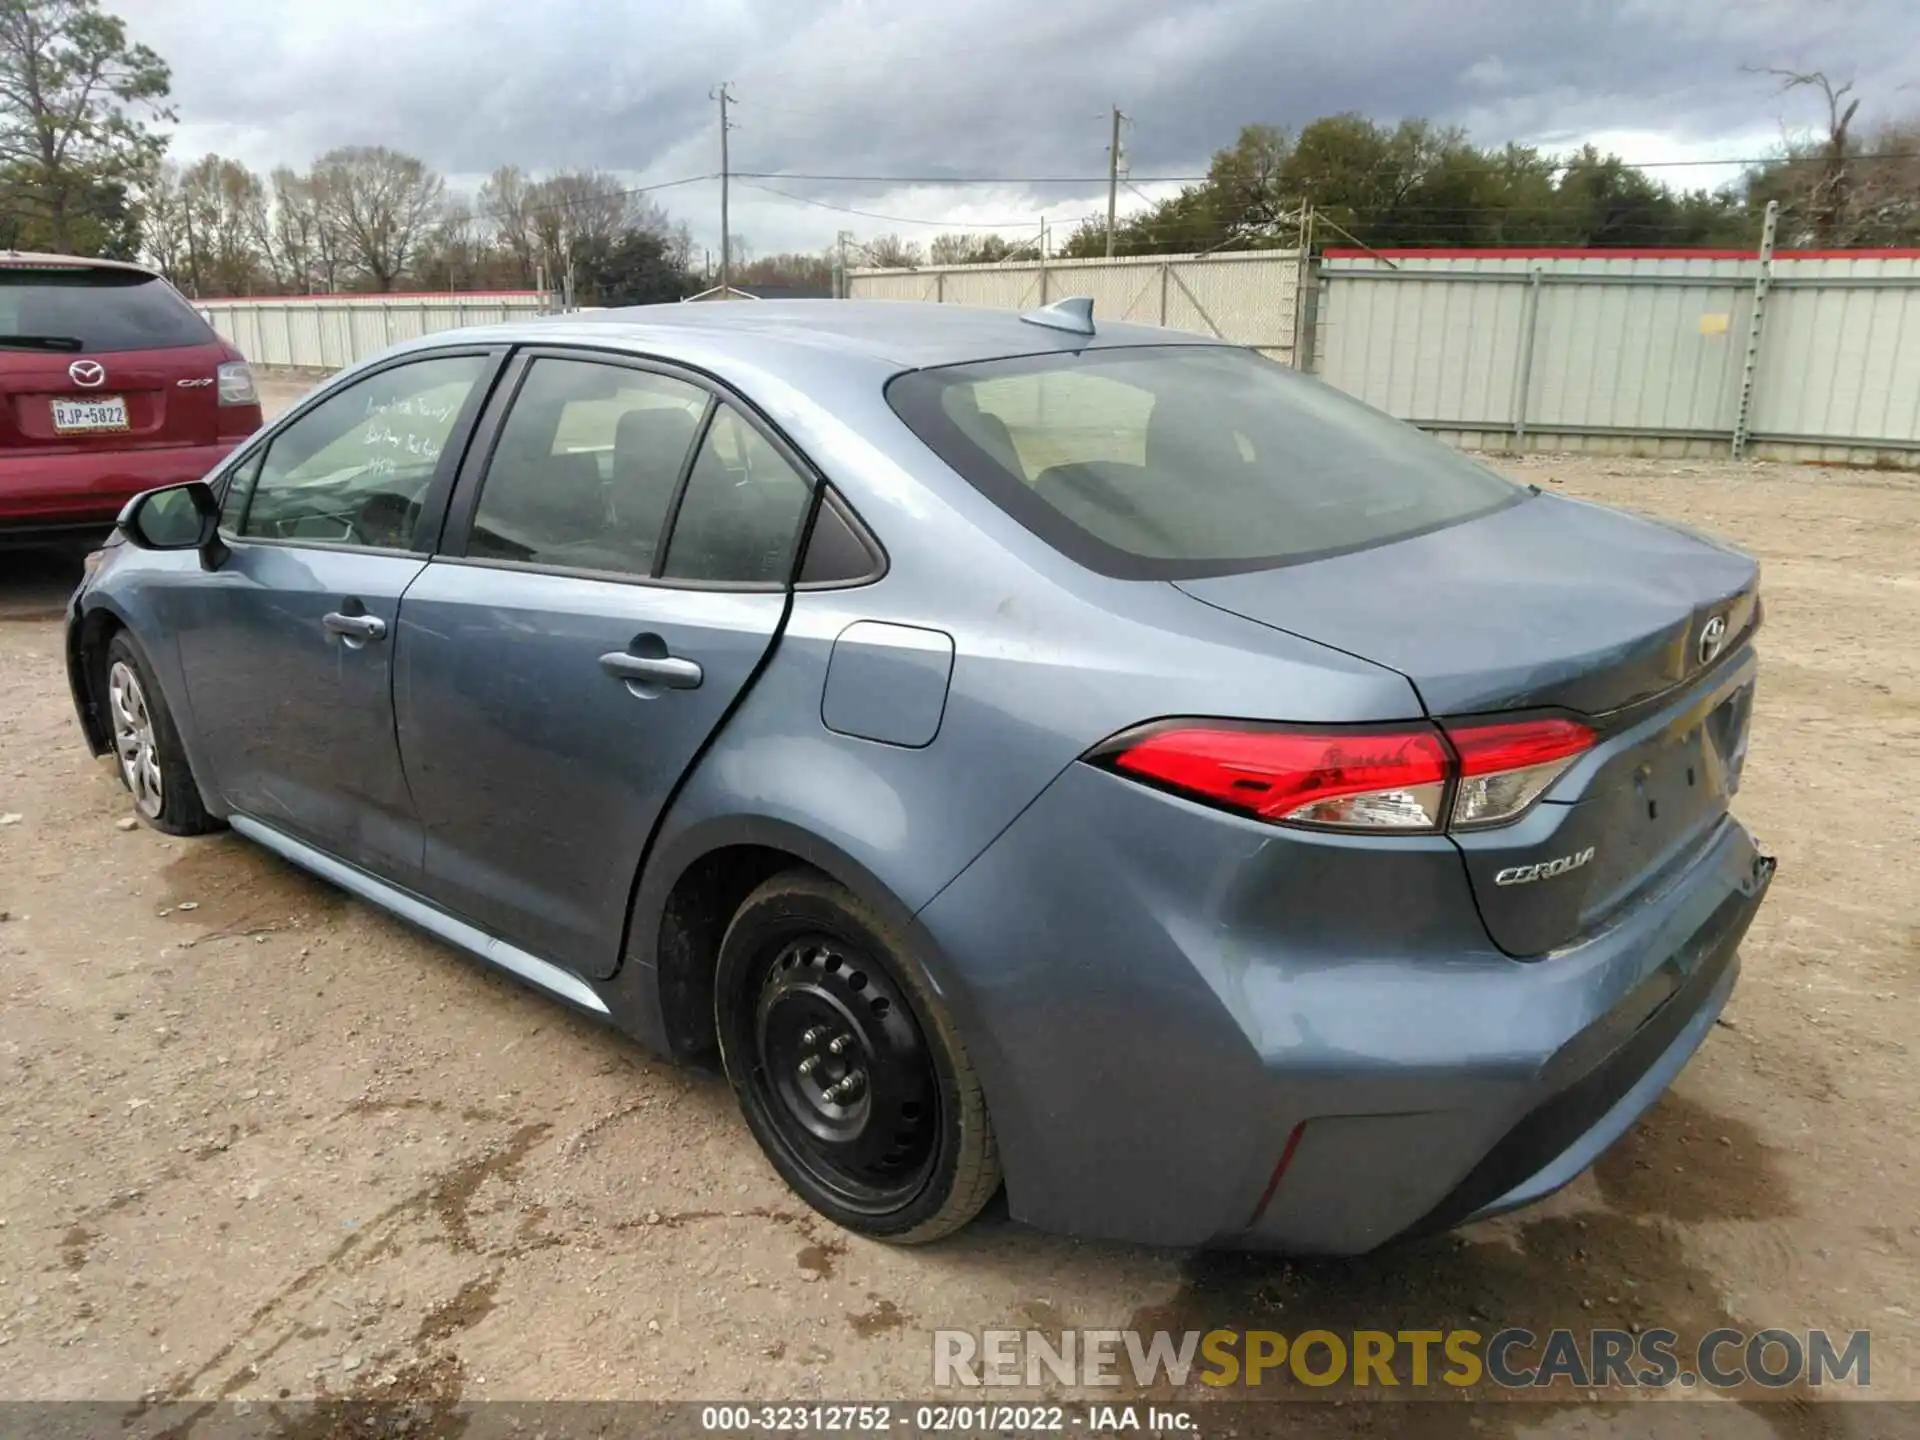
[1175,492,1761,954]
[1175,492,1757,716]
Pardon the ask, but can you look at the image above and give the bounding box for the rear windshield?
[0,268,218,353]
[886,345,1523,578]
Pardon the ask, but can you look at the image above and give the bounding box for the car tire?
[715,869,1001,1244]
[101,631,221,837]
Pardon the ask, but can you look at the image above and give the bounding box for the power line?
[731,152,1920,189]
[736,170,1205,186]
[514,172,717,219]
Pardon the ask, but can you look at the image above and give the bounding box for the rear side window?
[886,346,1522,579]
[467,357,708,577]
[661,405,813,585]
[0,268,218,353]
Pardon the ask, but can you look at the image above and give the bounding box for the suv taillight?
[1088,716,1596,833]
[217,360,257,406]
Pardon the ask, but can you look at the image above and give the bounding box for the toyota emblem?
[1698,614,1729,666]
[68,359,106,388]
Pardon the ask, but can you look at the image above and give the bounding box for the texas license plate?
[52,396,129,433]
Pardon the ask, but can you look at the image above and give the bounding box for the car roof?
[403,299,1224,374]
[0,250,161,278]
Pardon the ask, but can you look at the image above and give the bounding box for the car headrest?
[614,407,700,484]
[1144,391,1244,477]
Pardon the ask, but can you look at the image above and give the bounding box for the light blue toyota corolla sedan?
[65,299,1773,1250]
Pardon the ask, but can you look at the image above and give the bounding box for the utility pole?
[834,229,852,299]
[1105,105,1128,259]
[712,82,736,293]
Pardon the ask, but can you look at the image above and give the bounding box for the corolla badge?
[1494,847,1596,886]
[1698,614,1729,665]
[68,359,106,388]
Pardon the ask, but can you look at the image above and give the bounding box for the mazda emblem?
[68,359,106,388]
[1698,614,1729,666]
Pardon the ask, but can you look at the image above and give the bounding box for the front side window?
[661,405,812,585]
[467,358,708,577]
[235,354,488,549]
[218,448,265,531]
[887,346,1523,578]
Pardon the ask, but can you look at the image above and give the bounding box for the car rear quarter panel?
[632,365,1423,923]
[623,366,1427,1173]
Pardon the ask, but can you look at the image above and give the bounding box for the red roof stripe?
[191,290,548,303]
[1323,246,1920,261]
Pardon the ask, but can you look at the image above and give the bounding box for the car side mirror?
[117,481,227,570]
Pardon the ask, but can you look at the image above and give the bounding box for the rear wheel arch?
[652,841,819,1060]
[629,818,961,1062]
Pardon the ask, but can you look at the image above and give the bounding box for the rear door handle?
[599,651,703,690]
[323,611,387,643]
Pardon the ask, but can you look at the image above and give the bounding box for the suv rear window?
[886,345,1523,579]
[0,267,218,353]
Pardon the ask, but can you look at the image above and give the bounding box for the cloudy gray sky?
[116,0,1917,260]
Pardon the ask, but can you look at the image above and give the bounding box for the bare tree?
[929,232,1040,265]
[252,165,324,292]
[135,152,707,298]
[414,196,485,290]
[310,144,444,291]
[659,216,694,271]
[1747,66,1862,244]
[176,152,263,294]
[735,249,834,289]
[861,233,923,268]
[1851,115,1920,244]
[478,163,538,284]
[520,170,672,298]
[138,159,189,281]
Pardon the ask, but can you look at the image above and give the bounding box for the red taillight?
[1443,717,1596,829]
[1091,715,1597,833]
[1448,717,1595,775]
[1096,722,1452,831]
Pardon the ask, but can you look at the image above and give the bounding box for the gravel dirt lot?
[1,375,1916,1433]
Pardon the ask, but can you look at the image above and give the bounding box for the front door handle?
[323,611,387,644]
[599,650,703,690]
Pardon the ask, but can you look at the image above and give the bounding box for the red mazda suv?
[2,252,263,547]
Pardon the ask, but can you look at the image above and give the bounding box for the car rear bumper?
[915,761,1772,1252]
[0,441,237,535]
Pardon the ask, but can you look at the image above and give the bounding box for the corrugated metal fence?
[1312,249,1920,466]
[195,259,1920,467]
[195,292,553,370]
[848,251,1306,366]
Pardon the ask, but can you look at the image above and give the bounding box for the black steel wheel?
[716,870,1000,1242]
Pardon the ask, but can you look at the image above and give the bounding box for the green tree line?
[1058,110,1920,259]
